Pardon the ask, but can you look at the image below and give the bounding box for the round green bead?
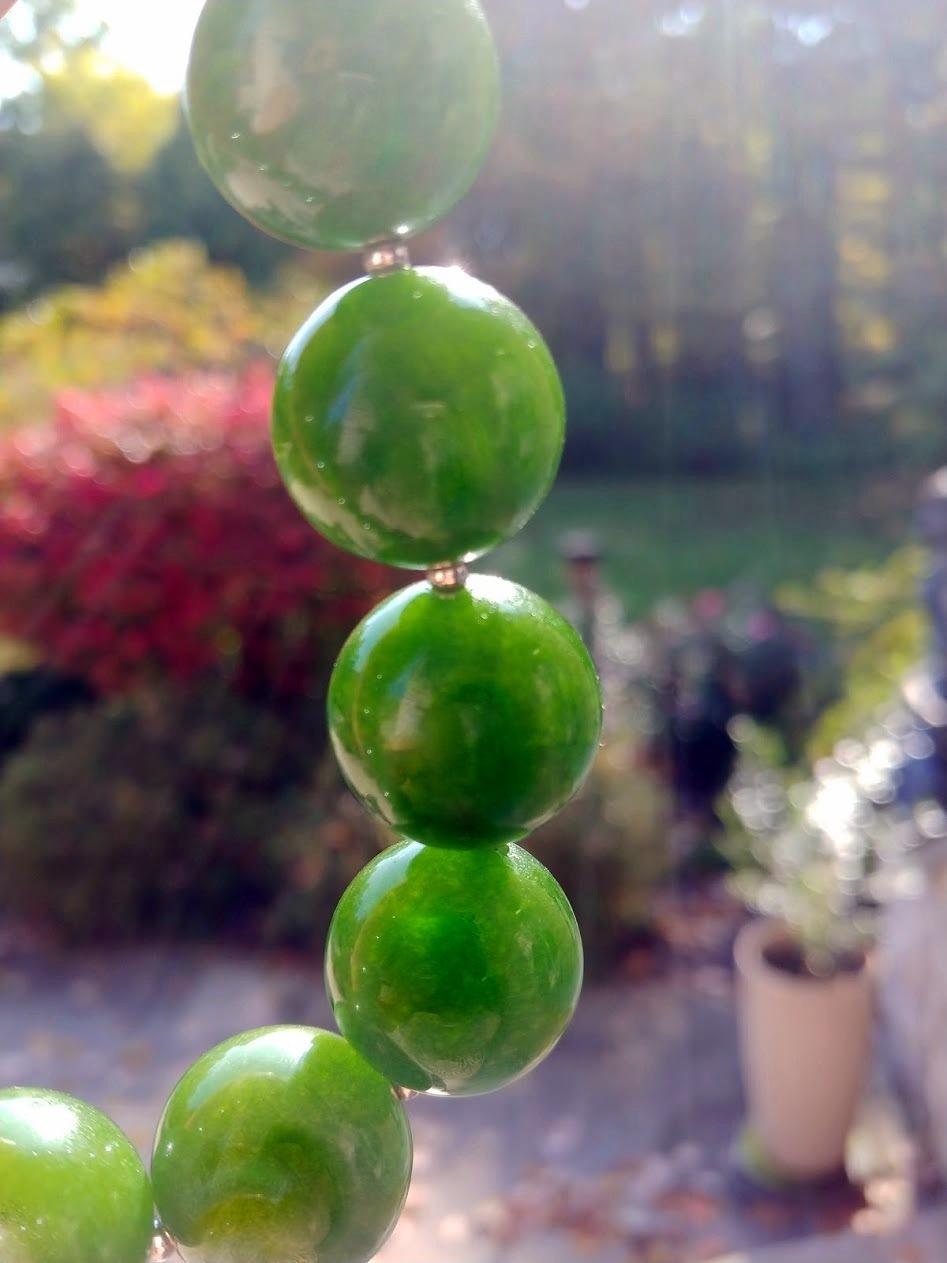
[328,575,603,848]
[152,1027,411,1263]
[273,267,565,569]
[326,840,583,1096]
[185,0,500,251]
[0,1088,154,1263]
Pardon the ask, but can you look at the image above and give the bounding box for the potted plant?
[727,744,889,1182]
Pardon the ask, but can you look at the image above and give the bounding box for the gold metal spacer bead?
[427,562,469,592]
[149,1226,178,1261]
[364,239,412,275]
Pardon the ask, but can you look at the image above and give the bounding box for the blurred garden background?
[4,1,947,1260]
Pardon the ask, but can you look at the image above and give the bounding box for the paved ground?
[711,1204,947,1262]
[0,942,936,1262]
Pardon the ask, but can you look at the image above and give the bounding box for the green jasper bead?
[0,1088,154,1263]
[326,840,583,1096]
[328,574,603,848]
[185,0,500,251]
[273,267,565,569]
[152,1027,412,1263]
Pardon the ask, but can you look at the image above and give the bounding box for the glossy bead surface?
[151,1027,412,1263]
[326,841,583,1095]
[186,0,499,251]
[0,1088,154,1263]
[273,267,565,568]
[328,575,603,848]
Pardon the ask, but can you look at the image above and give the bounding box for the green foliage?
[493,475,898,622]
[723,720,885,972]
[0,677,674,956]
[804,608,925,760]
[141,120,292,285]
[42,50,177,173]
[0,26,290,303]
[777,548,925,759]
[0,240,319,427]
[0,688,379,945]
[723,545,929,967]
[0,125,132,305]
[261,789,390,952]
[528,725,673,977]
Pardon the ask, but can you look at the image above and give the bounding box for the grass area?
[488,476,910,617]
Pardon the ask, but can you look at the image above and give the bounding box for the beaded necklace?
[0,3,602,1259]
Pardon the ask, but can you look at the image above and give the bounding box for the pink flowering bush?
[0,367,394,697]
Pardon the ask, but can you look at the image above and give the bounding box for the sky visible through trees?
[2,0,947,474]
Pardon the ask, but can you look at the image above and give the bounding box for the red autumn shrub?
[0,367,394,696]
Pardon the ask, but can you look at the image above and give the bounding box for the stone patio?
[0,941,937,1262]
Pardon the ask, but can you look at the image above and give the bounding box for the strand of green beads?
[0,1,603,1260]
[163,0,601,1251]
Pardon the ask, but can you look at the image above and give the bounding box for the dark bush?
[0,688,379,945]
[0,668,95,767]
[528,732,673,978]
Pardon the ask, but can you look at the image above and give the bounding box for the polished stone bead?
[273,267,565,569]
[0,1088,154,1263]
[326,840,583,1095]
[328,575,603,848]
[151,1026,411,1263]
[186,0,499,251]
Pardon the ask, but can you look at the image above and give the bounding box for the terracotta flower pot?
[735,917,873,1181]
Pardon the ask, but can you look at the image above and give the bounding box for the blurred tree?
[4,0,947,468]
[457,0,947,469]
[0,4,148,299]
[43,49,177,173]
[0,240,321,426]
[0,0,103,125]
[141,119,292,285]
[0,125,130,300]
[0,0,101,65]
[0,11,291,301]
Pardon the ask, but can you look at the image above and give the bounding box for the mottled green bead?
[186,0,500,251]
[326,840,583,1095]
[273,267,565,569]
[0,1089,154,1263]
[328,575,603,848]
[151,1027,412,1263]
